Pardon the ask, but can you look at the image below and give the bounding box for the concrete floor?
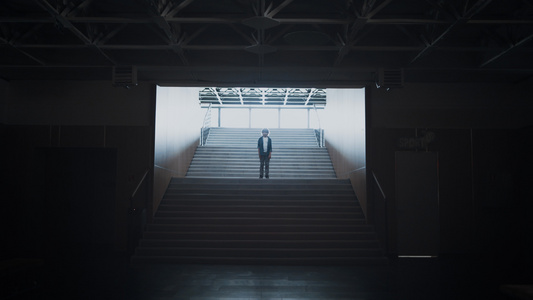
[15,255,529,300]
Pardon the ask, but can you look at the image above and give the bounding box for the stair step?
[154,211,363,218]
[185,174,337,178]
[161,194,354,200]
[132,177,388,267]
[158,200,357,207]
[142,231,378,240]
[138,239,380,248]
[166,184,352,190]
[163,189,353,196]
[130,256,389,266]
[194,149,328,152]
[157,208,360,216]
[170,178,350,184]
[135,247,383,258]
[146,223,372,231]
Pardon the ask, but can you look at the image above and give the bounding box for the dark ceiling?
[1,0,532,87]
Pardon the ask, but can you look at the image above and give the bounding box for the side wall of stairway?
[154,86,205,213]
[321,89,367,216]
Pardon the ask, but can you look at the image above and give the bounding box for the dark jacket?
[257,136,272,156]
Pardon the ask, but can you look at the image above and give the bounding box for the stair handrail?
[372,170,386,200]
[342,166,366,177]
[202,103,212,128]
[371,170,388,254]
[154,164,182,175]
[312,104,324,147]
[127,167,150,255]
[200,104,212,146]
[313,104,322,129]
[129,167,150,213]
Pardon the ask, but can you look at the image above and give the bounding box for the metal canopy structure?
[199,87,326,107]
[0,0,532,86]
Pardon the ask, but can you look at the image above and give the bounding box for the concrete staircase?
[131,178,387,265]
[131,127,387,266]
[186,127,336,178]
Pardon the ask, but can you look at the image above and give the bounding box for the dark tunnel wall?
[2,81,156,255]
[366,81,533,273]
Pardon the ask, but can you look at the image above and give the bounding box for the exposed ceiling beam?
[180,24,209,44]
[265,24,293,44]
[68,0,95,17]
[12,23,44,45]
[153,15,177,41]
[265,0,294,18]
[260,89,266,105]
[237,88,244,105]
[95,23,128,45]
[424,0,457,20]
[480,32,533,67]
[3,64,531,73]
[228,23,257,45]
[0,36,46,65]
[14,43,530,53]
[283,89,289,105]
[304,88,316,105]
[166,0,197,17]
[34,0,116,64]
[347,0,395,42]
[366,0,394,19]
[0,0,530,85]
[333,0,393,66]
[213,88,223,105]
[35,0,91,44]
[411,0,493,64]
[3,16,533,26]
[144,1,193,67]
[199,87,327,106]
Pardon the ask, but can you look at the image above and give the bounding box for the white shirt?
[263,137,269,152]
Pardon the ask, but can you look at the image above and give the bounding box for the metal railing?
[371,170,389,255]
[128,167,150,254]
[200,104,212,146]
[314,128,325,147]
[312,104,325,147]
[130,168,150,208]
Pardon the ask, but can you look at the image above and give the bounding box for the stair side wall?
[322,89,367,216]
[154,86,205,214]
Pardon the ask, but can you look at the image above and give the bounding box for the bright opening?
[154,86,366,180]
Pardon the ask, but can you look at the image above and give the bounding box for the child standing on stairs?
[258,128,272,178]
